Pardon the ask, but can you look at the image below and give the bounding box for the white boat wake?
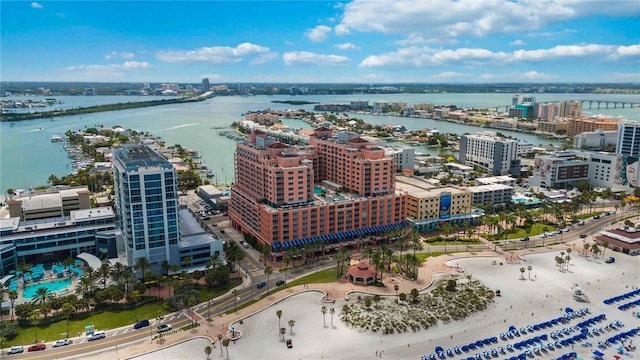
[163,123,199,130]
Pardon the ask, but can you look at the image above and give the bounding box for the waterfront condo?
[229,128,407,259]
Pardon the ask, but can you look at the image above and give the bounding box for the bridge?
[490,100,640,112]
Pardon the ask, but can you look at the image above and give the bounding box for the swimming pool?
[22,278,72,299]
[314,186,323,195]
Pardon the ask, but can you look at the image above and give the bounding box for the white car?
[53,339,71,347]
[87,331,106,341]
[8,346,24,354]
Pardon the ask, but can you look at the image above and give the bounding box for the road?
[13,199,630,359]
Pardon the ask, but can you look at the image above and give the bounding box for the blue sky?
[2,0,639,83]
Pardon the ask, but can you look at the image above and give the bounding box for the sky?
[2,0,639,84]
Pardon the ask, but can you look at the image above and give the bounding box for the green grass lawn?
[503,223,556,240]
[10,301,166,346]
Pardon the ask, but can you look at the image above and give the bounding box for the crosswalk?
[72,313,187,344]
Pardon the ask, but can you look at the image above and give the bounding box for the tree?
[33,287,51,306]
[222,338,230,359]
[279,327,286,341]
[601,241,609,258]
[204,345,212,360]
[329,307,335,327]
[527,265,533,280]
[276,310,283,332]
[264,265,273,294]
[99,262,111,289]
[111,262,126,284]
[29,309,41,343]
[218,334,223,355]
[62,303,74,339]
[394,284,400,300]
[321,305,327,326]
[519,267,525,280]
[288,319,295,335]
[134,257,151,281]
[8,290,17,321]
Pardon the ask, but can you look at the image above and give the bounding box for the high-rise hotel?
[112,144,180,273]
[229,128,407,258]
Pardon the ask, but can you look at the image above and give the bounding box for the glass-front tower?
[112,144,179,273]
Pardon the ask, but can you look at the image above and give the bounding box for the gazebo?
[346,261,376,285]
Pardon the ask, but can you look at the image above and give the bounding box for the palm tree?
[279,327,286,341]
[288,319,295,335]
[134,257,151,281]
[329,307,335,326]
[62,303,74,339]
[276,310,283,332]
[204,345,212,360]
[394,284,399,300]
[99,263,111,289]
[601,241,609,258]
[232,289,238,311]
[218,334,224,354]
[8,290,17,321]
[222,338,230,359]
[111,262,125,284]
[161,260,171,276]
[519,267,525,280]
[264,265,273,293]
[527,265,532,280]
[29,309,41,343]
[321,305,327,326]
[33,287,50,306]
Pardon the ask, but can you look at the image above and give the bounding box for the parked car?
[28,343,46,352]
[520,237,529,242]
[594,215,601,219]
[286,339,293,348]
[605,257,615,264]
[7,346,24,354]
[53,339,71,347]
[256,281,266,289]
[578,221,586,226]
[88,331,106,341]
[276,280,285,286]
[133,319,150,329]
[579,234,588,238]
[157,324,172,333]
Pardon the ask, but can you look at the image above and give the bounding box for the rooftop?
[112,144,172,170]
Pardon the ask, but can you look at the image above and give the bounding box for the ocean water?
[1,93,637,191]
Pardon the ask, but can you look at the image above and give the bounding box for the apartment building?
[573,129,618,151]
[616,122,640,157]
[112,144,182,274]
[394,181,479,232]
[459,132,520,176]
[384,147,415,172]
[7,186,91,221]
[229,128,407,258]
[567,117,618,137]
[465,184,514,210]
[528,151,589,188]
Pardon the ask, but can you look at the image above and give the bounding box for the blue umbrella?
[435,346,444,353]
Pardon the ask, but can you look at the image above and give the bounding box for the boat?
[10,122,15,127]
[51,135,64,142]
[206,170,214,177]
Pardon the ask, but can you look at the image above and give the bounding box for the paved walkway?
[81,236,598,360]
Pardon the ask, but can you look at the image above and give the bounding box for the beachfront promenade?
[71,230,640,360]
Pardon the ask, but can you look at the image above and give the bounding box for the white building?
[384,147,415,171]
[573,129,617,151]
[459,132,520,176]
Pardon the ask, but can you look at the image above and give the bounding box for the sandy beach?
[219,247,640,360]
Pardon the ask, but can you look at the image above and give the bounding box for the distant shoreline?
[1,96,208,122]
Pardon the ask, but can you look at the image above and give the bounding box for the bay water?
[1,93,637,191]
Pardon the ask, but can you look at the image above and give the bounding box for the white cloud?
[521,71,558,81]
[63,61,154,80]
[509,39,525,46]
[31,2,43,9]
[306,25,332,42]
[156,42,270,63]
[335,43,360,51]
[199,73,222,80]
[360,43,640,68]
[337,0,635,41]
[334,24,351,36]
[249,52,279,65]
[283,51,350,66]
[105,51,135,60]
[395,34,459,46]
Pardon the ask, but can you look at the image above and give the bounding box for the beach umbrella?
[435,346,444,353]
[509,325,517,332]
